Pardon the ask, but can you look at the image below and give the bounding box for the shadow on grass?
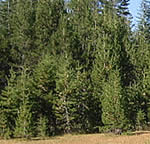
[125,131,150,136]
[2,135,62,142]
[25,136,62,141]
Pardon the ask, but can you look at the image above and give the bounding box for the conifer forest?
[0,0,150,139]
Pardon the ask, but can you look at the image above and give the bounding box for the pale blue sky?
[129,0,142,26]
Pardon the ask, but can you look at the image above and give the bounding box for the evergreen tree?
[31,54,57,136]
[53,54,75,133]
[137,0,150,41]
[136,109,146,130]
[73,69,102,133]
[131,0,150,123]
[0,67,34,138]
[66,0,99,69]
[35,0,65,55]
[0,69,18,138]
[37,114,48,138]
[116,0,130,17]
[53,55,101,133]
[14,96,33,138]
[101,69,127,130]
[10,0,37,67]
[0,0,13,93]
[130,33,150,124]
[1,0,149,137]
[0,111,12,139]
[93,2,132,130]
[100,0,131,24]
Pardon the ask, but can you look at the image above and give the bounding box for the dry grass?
[1,131,150,144]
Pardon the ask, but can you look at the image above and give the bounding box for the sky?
[128,0,142,26]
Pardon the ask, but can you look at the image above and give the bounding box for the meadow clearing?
[1,131,150,144]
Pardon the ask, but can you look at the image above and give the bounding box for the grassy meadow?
[1,131,150,144]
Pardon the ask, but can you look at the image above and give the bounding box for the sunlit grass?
[1,131,150,144]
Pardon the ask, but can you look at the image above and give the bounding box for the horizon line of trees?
[0,0,150,139]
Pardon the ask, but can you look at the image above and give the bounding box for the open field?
[1,131,150,144]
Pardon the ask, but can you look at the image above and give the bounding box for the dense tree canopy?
[0,0,150,138]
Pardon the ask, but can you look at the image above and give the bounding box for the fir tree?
[66,0,99,70]
[130,33,150,124]
[137,0,150,41]
[35,0,65,55]
[136,109,146,130]
[101,69,127,130]
[0,67,34,138]
[53,54,75,133]
[93,3,132,130]
[116,0,130,17]
[0,0,13,94]
[10,0,37,67]
[37,115,48,138]
[0,69,18,138]
[1,0,150,136]
[73,69,102,133]
[31,54,57,136]
[14,96,33,138]
[136,0,150,122]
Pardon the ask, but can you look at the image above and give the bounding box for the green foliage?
[0,0,12,94]
[0,69,18,138]
[14,97,33,138]
[31,54,57,136]
[0,67,34,138]
[70,69,101,133]
[130,21,150,125]
[2,0,150,138]
[35,0,65,54]
[37,115,48,138]
[136,109,146,130]
[53,55,75,133]
[116,0,130,16]
[147,107,150,122]
[137,0,150,41]
[101,69,127,129]
[32,54,57,96]
[0,112,12,139]
[10,0,37,67]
